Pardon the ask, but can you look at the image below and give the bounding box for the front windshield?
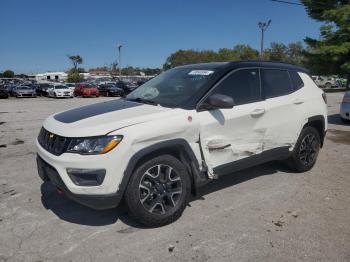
[126,68,215,107]
[18,86,33,90]
[55,85,68,89]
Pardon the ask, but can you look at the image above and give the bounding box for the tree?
[67,69,84,83]
[265,42,288,62]
[301,0,350,88]
[2,70,15,78]
[68,55,83,70]
[162,43,303,70]
[287,42,305,66]
[66,55,84,83]
[163,49,219,69]
[232,45,259,60]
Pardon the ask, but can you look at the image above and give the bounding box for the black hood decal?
[54,99,141,123]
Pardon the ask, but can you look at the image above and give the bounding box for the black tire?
[125,154,191,227]
[325,82,332,89]
[341,117,350,124]
[285,126,321,172]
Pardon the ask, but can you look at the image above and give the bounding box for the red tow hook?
[56,187,64,195]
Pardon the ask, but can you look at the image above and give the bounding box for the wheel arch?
[117,139,206,198]
[303,115,326,147]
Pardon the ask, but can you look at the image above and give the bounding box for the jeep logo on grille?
[49,133,54,139]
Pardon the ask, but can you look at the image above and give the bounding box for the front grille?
[38,128,71,156]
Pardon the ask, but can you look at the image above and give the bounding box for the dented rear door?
[197,101,267,178]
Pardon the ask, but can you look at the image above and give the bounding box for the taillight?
[322,93,327,104]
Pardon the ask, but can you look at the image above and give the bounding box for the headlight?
[342,95,350,104]
[67,135,123,154]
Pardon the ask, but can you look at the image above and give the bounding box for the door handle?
[294,99,304,105]
[250,108,265,117]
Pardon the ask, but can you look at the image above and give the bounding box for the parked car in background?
[118,80,138,94]
[48,84,73,98]
[8,85,18,97]
[0,86,9,99]
[312,76,339,89]
[136,78,149,87]
[336,77,348,88]
[340,91,350,123]
[36,83,51,97]
[98,84,124,97]
[15,86,37,98]
[65,83,76,92]
[74,83,100,97]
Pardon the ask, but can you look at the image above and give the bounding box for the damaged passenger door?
[196,68,266,178]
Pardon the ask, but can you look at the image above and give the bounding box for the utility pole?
[258,20,271,59]
[117,44,123,77]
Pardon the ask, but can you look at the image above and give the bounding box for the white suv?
[36,61,328,226]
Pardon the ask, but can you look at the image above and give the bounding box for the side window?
[212,69,261,105]
[289,71,304,90]
[261,69,293,98]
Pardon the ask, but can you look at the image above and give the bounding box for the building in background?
[35,72,67,82]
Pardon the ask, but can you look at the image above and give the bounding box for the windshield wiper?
[126,97,159,106]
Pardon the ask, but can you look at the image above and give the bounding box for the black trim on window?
[197,67,263,111]
[288,70,304,91]
[261,68,295,100]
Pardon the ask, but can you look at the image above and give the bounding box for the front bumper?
[55,93,73,97]
[37,154,122,209]
[17,93,36,97]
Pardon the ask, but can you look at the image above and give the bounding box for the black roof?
[178,60,309,73]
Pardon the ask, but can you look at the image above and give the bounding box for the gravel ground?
[0,93,349,262]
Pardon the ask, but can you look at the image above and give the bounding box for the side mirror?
[199,94,234,111]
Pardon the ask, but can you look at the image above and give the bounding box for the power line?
[270,0,303,6]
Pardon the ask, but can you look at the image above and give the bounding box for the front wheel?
[285,126,321,172]
[125,155,191,227]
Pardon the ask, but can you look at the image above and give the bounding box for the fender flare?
[305,115,326,147]
[116,139,206,197]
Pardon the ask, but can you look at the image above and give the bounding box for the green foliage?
[2,70,15,78]
[88,65,161,76]
[263,42,305,66]
[302,0,349,21]
[301,0,350,88]
[163,43,304,69]
[68,55,83,70]
[163,49,219,69]
[120,66,161,76]
[232,45,259,60]
[67,69,84,83]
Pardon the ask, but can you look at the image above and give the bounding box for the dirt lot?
[0,93,349,262]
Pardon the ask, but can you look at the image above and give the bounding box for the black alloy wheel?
[139,164,183,215]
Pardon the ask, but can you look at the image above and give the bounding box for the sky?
[0,0,322,74]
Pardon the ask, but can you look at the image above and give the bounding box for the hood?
[43,99,176,137]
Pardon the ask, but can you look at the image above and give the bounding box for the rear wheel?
[341,117,350,124]
[285,126,321,172]
[125,155,191,227]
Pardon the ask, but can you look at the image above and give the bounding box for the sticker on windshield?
[188,70,214,76]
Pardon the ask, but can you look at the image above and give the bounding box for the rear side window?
[212,69,261,105]
[289,71,304,90]
[261,69,293,98]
